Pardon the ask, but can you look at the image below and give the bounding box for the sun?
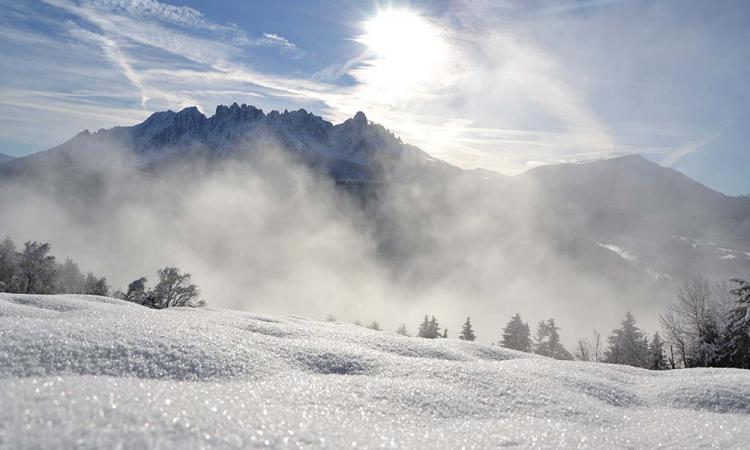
[355,7,450,102]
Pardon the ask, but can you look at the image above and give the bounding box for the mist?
[0,134,680,346]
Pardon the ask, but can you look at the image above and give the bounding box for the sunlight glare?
[355,8,450,103]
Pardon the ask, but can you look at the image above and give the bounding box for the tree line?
[0,237,204,309]
[0,238,109,295]
[340,273,749,370]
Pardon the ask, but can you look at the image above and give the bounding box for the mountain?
[0,104,457,181]
[515,155,750,281]
[0,153,14,164]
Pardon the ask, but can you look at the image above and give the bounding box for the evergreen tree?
[459,316,476,341]
[367,321,381,331]
[723,274,750,368]
[427,315,441,339]
[417,315,430,338]
[500,313,532,352]
[325,314,336,322]
[396,324,410,336]
[84,272,109,296]
[534,318,573,360]
[648,332,669,370]
[605,312,649,367]
[59,258,85,294]
[442,328,448,339]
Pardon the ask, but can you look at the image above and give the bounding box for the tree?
[418,315,441,339]
[124,267,204,309]
[0,237,109,296]
[84,272,109,296]
[18,241,58,294]
[150,266,203,308]
[442,328,448,339]
[660,277,726,368]
[59,258,85,294]
[396,324,410,336]
[368,321,381,331]
[459,316,476,341]
[417,315,430,337]
[605,312,649,367]
[534,318,573,360]
[574,330,603,362]
[125,277,148,305]
[500,313,531,352]
[648,332,669,370]
[722,274,750,368]
[0,237,19,292]
[428,316,441,339]
[325,314,337,322]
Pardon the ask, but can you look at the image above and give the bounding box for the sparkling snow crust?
[1,294,749,448]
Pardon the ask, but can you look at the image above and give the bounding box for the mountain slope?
[2,293,749,448]
[0,152,14,164]
[515,155,750,280]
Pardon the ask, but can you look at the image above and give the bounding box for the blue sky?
[1,0,748,194]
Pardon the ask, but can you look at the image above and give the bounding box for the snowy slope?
[1,294,749,449]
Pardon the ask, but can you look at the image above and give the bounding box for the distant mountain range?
[0,153,14,164]
[0,103,454,181]
[1,104,748,318]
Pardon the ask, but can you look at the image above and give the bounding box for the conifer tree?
[417,315,430,338]
[533,318,572,360]
[723,274,750,368]
[648,332,669,370]
[459,316,476,341]
[396,324,410,336]
[500,313,531,352]
[427,315,441,339]
[605,311,649,367]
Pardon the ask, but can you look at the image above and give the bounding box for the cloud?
[258,33,298,52]
[662,121,733,167]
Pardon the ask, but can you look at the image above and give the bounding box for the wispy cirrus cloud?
[662,120,734,167]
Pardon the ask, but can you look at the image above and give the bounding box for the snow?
[1,294,749,448]
[596,242,636,262]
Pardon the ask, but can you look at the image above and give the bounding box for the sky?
[0,0,748,195]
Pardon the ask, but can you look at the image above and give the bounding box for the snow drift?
[1,293,749,448]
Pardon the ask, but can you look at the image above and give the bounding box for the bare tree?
[660,277,723,367]
[150,266,203,308]
[574,330,603,362]
[124,267,204,309]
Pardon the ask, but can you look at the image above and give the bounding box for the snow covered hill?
[1,294,749,449]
